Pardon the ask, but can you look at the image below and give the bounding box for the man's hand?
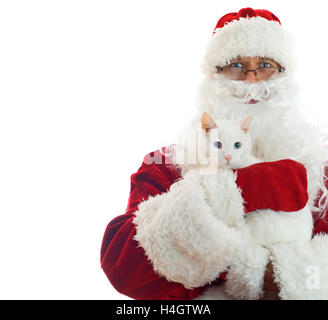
[261,261,280,299]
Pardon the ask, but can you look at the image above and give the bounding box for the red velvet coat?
[100,146,328,300]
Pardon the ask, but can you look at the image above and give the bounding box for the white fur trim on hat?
[201,17,295,78]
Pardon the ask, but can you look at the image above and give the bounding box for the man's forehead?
[231,56,275,62]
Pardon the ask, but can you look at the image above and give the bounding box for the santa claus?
[100,7,328,300]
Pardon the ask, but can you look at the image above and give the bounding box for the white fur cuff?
[224,244,270,300]
[195,244,270,300]
[270,234,328,300]
[133,168,246,289]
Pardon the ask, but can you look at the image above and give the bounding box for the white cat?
[200,112,259,170]
[195,113,313,299]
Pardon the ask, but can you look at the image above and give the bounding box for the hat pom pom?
[239,7,256,18]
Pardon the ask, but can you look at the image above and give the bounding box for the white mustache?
[212,74,290,103]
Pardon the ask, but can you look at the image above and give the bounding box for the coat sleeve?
[100,149,212,300]
[100,148,309,300]
[312,165,328,235]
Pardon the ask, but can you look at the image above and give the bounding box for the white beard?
[181,75,328,213]
[211,73,293,105]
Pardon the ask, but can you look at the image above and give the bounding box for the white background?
[0,0,327,299]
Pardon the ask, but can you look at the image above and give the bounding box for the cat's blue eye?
[231,62,243,68]
[234,142,242,149]
[260,62,271,68]
[214,141,222,149]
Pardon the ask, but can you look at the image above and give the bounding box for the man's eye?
[231,62,243,68]
[260,62,272,68]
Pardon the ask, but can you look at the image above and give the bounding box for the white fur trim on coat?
[224,244,270,300]
[132,168,247,289]
[196,244,270,300]
[202,17,295,78]
[245,206,313,247]
[270,234,328,300]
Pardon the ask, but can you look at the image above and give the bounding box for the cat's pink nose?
[224,155,232,162]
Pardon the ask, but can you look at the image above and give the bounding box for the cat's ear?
[201,112,217,132]
[240,114,253,133]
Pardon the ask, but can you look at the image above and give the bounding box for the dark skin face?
[221,56,284,105]
[226,56,282,82]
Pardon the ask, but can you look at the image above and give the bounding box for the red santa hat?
[202,7,295,77]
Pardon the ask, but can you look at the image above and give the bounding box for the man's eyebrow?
[229,58,246,63]
[228,57,277,63]
[261,57,277,62]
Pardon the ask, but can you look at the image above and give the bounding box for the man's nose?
[224,155,232,162]
[244,70,260,82]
